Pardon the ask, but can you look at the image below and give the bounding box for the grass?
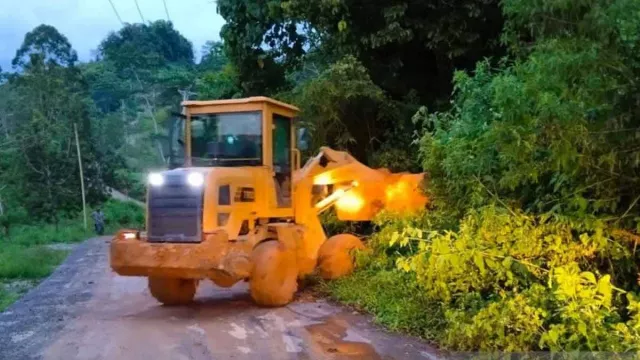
[0,221,89,311]
[0,228,81,312]
[323,267,446,341]
[6,220,92,247]
[0,246,70,279]
[0,199,144,311]
[0,286,19,312]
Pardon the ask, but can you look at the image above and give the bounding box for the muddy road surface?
[0,237,439,360]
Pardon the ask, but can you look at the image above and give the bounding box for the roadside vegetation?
[0,200,144,311]
[326,0,640,352]
[0,20,190,311]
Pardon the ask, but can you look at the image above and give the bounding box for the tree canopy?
[217,0,504,105]
[12,24,78,70]
[2,24,107,223]
[99,20,194,72]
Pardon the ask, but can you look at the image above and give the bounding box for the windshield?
[190,111,262,167]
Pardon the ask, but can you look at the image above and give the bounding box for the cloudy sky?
[0,0,225,71]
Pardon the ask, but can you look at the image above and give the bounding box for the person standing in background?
[91,208,105,235]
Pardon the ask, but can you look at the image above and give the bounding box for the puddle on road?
[305,316,385,359]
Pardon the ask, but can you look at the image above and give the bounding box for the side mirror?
[297,128,310,151]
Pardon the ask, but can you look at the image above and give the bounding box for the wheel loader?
[110,97,427,306]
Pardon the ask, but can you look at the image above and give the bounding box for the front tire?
[317,234,364,280]
[249,241,298,307]
[148,277,197,306]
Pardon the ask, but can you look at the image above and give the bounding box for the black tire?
[148,277,197,306]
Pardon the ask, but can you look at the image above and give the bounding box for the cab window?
[272,114,292,207]
[190,112,262,167]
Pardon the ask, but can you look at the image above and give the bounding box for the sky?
[0,0,225,71]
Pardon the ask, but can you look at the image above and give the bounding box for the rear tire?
[210,271,238,288]
[249,241,298,307]
[148,277,197,306]
[317,234,364,280]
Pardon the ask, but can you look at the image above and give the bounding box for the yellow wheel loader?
[110,97,426,306]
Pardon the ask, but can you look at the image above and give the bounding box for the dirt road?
[0,237,439,360]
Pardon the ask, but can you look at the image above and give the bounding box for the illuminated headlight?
[148,173,164,187]
[187,172,205,187]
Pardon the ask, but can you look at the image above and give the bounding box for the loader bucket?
[296,146,428,221]
[333,170,427,221]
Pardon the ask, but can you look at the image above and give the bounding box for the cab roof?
[181,96,300,112]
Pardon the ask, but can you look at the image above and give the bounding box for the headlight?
[148,173,164,187]
[187,172,204,187]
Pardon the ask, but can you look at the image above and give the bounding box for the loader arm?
[294,146,427,221]
[291,147,427,276]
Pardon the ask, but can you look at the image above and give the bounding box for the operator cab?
[171,97,300,208]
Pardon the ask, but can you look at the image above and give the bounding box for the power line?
[107,0,124,24]
[162,0,171,22]
[134,0,146,23]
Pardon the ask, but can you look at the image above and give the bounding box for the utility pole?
[74,123,87,230]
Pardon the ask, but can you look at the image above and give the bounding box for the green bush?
[113,169,146,201]
[416,0,640,223]
[0,204,27,238]
[102,199,144,230]
[384,206,640,351]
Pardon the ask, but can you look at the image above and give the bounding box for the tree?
[217,0,302,95]
[99,20,194,76]
[199,41,228,72]
[7,25,107,222]
[196,64,242,100]
[217,0,504,105]
[12,24,78,70]
[95,21,198,168]
[81,61,133,113]
[283,56,407,163]
[418,0,640,221]
[195,41,242,100]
